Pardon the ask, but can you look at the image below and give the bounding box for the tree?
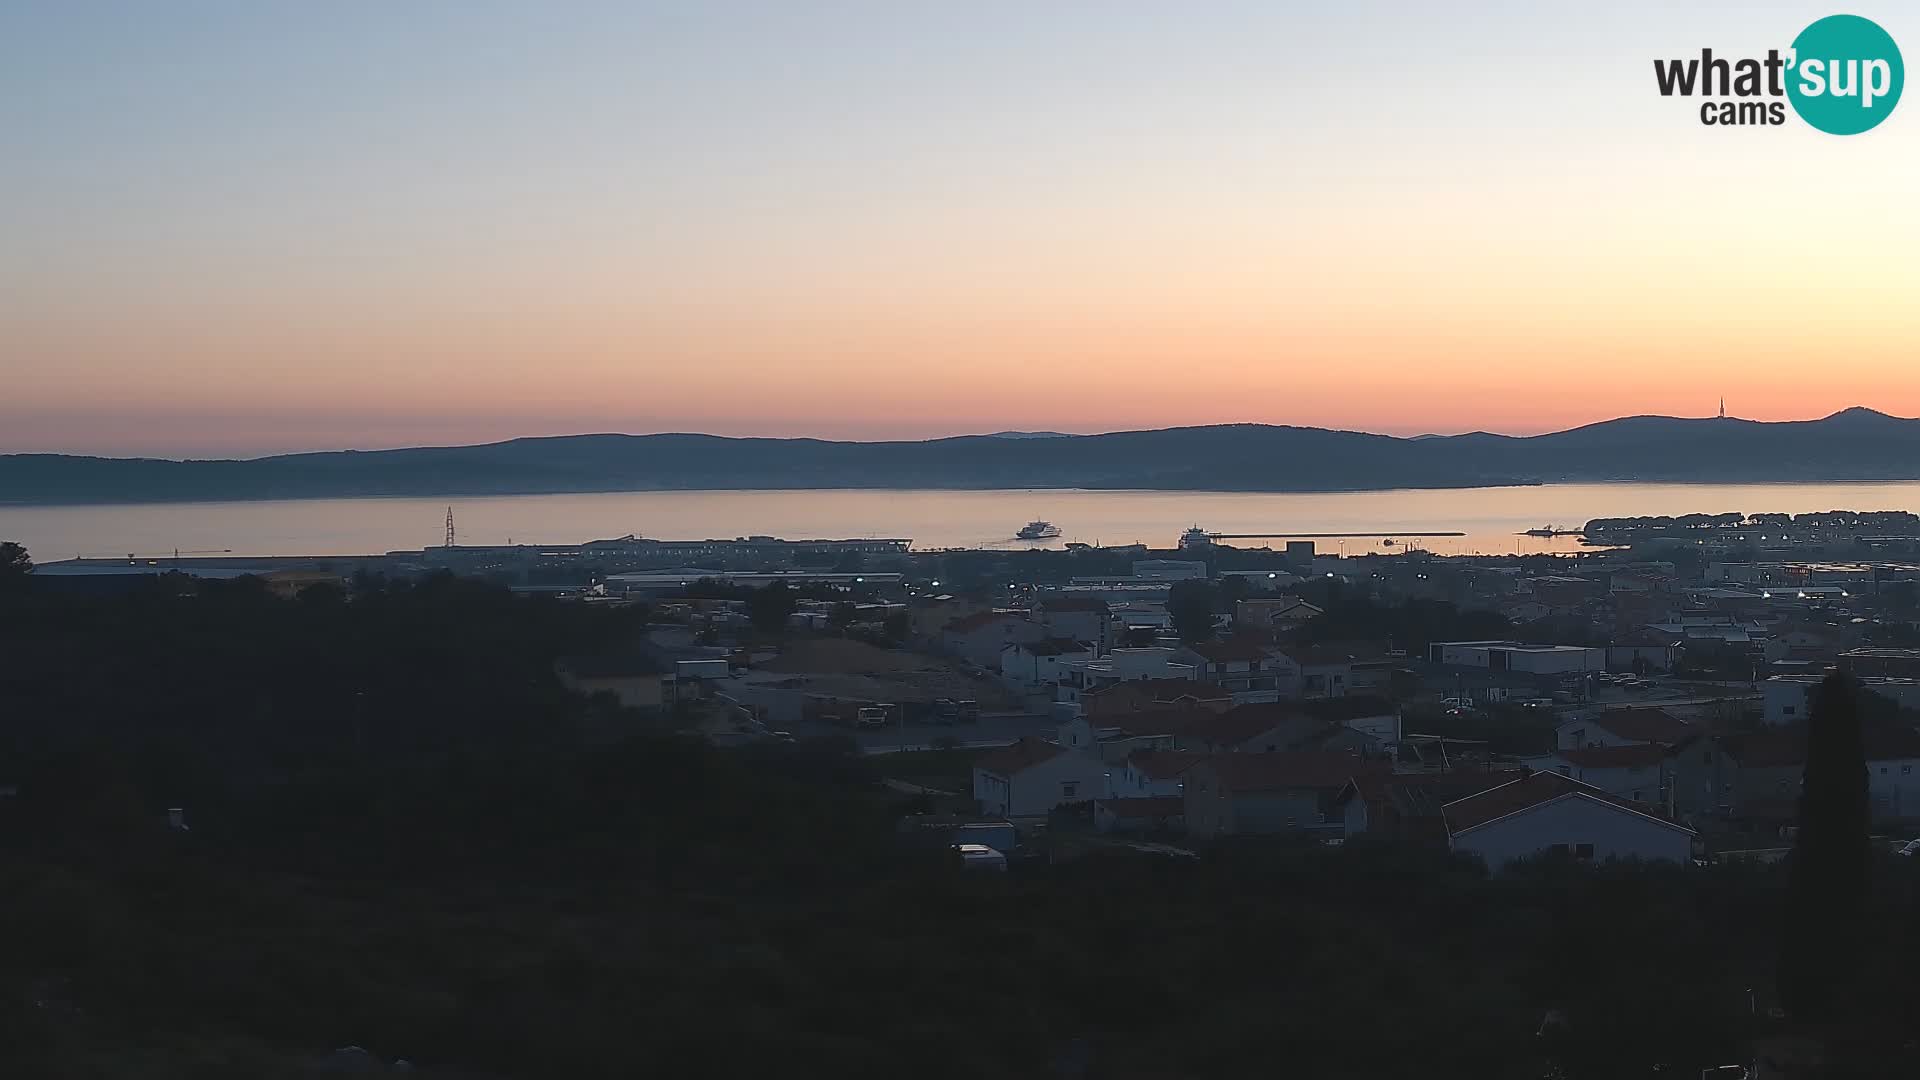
[1883,579,1919,617]
[827,602,857,631]
[0,541,29,591]
[1168,579,1217,643]
[1219,574,1252,607]
[1778,673,1871,1023]
[746,581,797,634]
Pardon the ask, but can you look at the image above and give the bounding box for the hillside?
[6,409,1920,504]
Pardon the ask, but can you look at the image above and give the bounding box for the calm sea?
[9,481,1920,562]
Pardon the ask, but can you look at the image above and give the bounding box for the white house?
[1172,638,1299,703]
[1001,638,1091,689]
[971,737,1107,818]
[1606,631,1683,672]
[1763,674,1920,725]
[1866,728,1920,822]
[1761,676,1818,725]
[1442,771,1695,869]
[1428,640,1606,674]
[1234,596,1322,632]
[1555,709,1696,751]
[1284,647,1354,699]
[1521,745,1669,804]
[942,611,1049,668]
[1058,709,1194,764]
[1301,695,1403,745]
[1055,647,1197,702]
[1112,750,1207,798]
[1033,597,1111,654]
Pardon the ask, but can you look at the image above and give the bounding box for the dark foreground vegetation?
[2,556,1918,1077]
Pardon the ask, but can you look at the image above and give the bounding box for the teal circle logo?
[1786,15,1903,134]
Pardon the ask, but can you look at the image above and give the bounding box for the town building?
[1520,745,1669,804]
[1234,596,1323,632]
[1111,750,1207,798]
[1184,753,1386,839]
[1334,768,1523,847]
[1606,629,1684,672]
[1296,695,1403,745]
[1555,709,1696,751]
[1440,772,1695,869]
[1762,674,1920,725]
[941,611,1048,668]
[1131,559,1208,581]
[971,737,1105,819]
[1032,595,1112,653]
[1172,638,1297,703]
[1055,648,1199,702]
[1428,640,1606,674]
[1000,638,1090,689]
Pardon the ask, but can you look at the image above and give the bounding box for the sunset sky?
[4,1,1919,457]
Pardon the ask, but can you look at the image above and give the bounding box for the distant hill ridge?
[5,408,1920,505]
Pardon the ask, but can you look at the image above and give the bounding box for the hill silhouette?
[6,409,1920,504]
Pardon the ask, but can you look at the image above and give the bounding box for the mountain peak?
[1821,406,1897,422]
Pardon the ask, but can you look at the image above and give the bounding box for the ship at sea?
[1017,520,1062,540]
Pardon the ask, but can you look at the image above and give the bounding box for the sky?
[4,1,1920,458]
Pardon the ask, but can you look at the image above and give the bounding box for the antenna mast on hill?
[444,506,457,548]
[1718,396,1725,419]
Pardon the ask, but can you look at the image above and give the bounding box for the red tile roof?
[1342,768,1522,810]
[1018,637,1089,657]
[1441,771,1691,836]
[1096,796,1185,819]
[1181,703,1317,749]
[1296,695,1399,723]
[1555,744,1669,769]
[974,736,1066,775]
[1184,637,1278,664]
[1203,751,1388,793]
[1126,750,1208,780]
[1721,730,1805,768]
[1283,645,1358,668]
[1100,707,1206,738]
[1083,679,1231,716]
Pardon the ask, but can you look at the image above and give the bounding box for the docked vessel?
[1179,526,1213,550]
[1017,520,1062,540]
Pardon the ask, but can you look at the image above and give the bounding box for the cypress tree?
[1778,673,1871,1022]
